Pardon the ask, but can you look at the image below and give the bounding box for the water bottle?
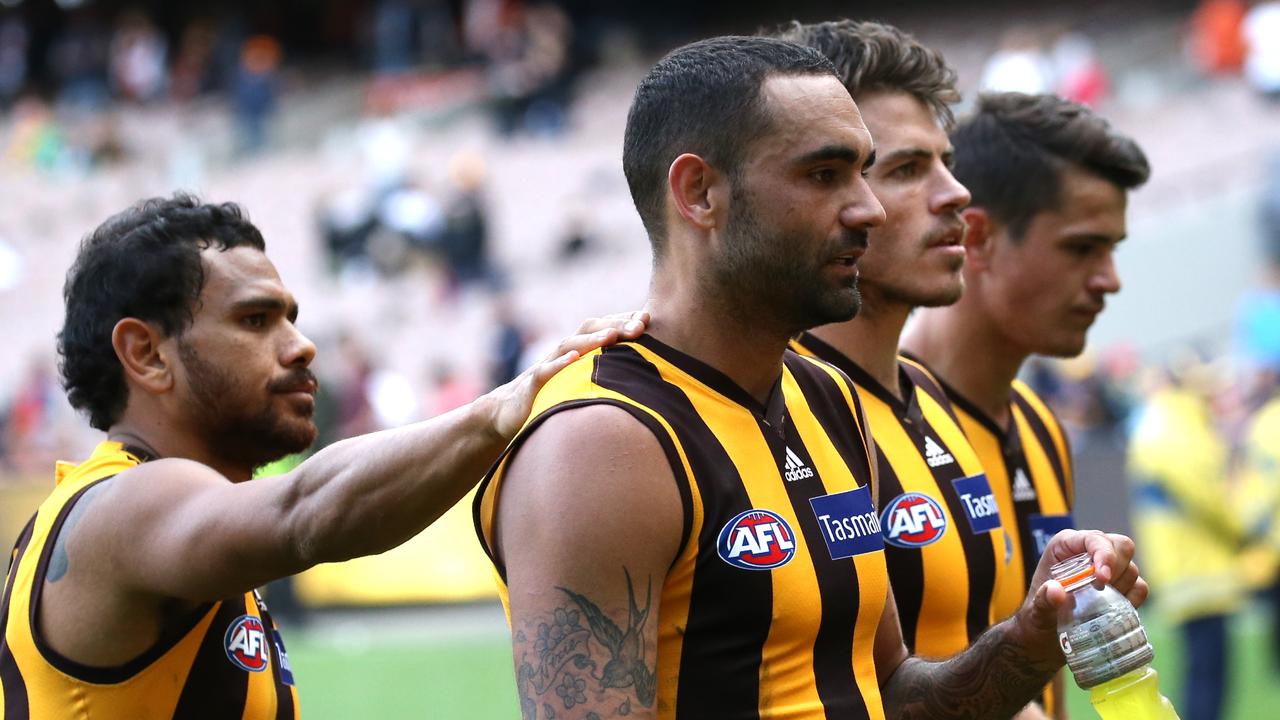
[1050,553,1180,720]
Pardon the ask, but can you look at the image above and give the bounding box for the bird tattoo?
[558,569,657,707]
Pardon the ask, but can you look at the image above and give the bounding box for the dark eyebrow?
[1064,233,1126,247]
[879,147,933,165]
[231,296,299,323]
[794,144,861,167]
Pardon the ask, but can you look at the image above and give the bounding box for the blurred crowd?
[1,2,285,169]
[972,0,1280,108]
[0,0,596,176]
[1188,0,1280,98]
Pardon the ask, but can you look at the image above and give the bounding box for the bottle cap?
[1049,552,1095,592]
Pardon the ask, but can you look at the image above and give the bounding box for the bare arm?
[72,314,649,603]
[497,404,683,720]
[877,530,1146,719]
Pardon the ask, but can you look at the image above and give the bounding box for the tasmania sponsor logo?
[923,436,955,468]
[880,493,947,548]
[783,446,815,482]
[809,485,885,560]
[717,509,797,570]
[272,630,295,686]
[224,615,270,673]
[1029,513,1075,556]
[952,473,1002,534]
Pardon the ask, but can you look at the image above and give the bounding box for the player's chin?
[1040,334,1089,359]
[926,247,966,275]
[277,418,319,454]
[277,390,317,416]
[909,281,963,309]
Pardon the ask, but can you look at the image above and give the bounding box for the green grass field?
[286,603,1280,719]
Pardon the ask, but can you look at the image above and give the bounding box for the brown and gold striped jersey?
[897,358,1074,715]
[475,335,891,720]
[793,334,1015,659]
[1,442,299,720]
[925,375,1075,617]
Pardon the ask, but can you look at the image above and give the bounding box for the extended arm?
[496,404,684,720]
[72,314,649,602]
[876,530,1146,719]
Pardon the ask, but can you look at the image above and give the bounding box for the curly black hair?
[57,193,266,430]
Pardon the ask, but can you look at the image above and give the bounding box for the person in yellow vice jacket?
[1128,374,1246,720]
[1238,378,1280,677]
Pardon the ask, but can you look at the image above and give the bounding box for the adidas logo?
[784,446,815,482]
[923,436,955,468]
[1012,468,1037,502]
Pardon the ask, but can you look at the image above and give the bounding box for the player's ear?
[113,318,175,394]
[668,153,722,233]
[960,207,997,271]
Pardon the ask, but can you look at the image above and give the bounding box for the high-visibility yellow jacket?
[1238,394,1280,588]
[1128,388,1245,623]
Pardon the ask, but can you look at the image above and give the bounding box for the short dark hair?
[58,193,267,430]
[622,35,837,255]
[772,19,960,128]
[951,92,1151,239]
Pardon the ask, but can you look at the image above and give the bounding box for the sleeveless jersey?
[936,379,1074,617]
[793,333,1014,659]
[898,361,1074,716]
[475,335,891,720]
[1,441,299,720]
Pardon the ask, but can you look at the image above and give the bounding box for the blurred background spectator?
[1128,358,1246,720]
[1244,0,1280,99]
[108,8,166,103]
[1187,0,1247,76]
[979,26,1055,94]
[232,34,280,154]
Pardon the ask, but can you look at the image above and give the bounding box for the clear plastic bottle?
[1050,553,1181,720]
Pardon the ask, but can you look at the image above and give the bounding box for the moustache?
[836,229,869,253]
[923,216,967,247]
[269,369,319,395]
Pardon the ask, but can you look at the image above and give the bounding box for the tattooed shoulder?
[514,569,656,720]
[47,481,110,584]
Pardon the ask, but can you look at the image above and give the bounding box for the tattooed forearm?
[512,569,656,719]
[882,619,1060,720]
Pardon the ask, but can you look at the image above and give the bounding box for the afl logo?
[717,509,796,570]
[880,493,947,548]
[224,615,271,673]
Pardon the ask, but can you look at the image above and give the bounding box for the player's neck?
[809,298,910,401]
[902,305,1025,428]
[646,288,791,406]
[109,412,254,482]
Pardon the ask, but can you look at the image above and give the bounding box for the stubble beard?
[868,271,964,311]
[862,221,966,312]
[178,339,317,471]
[708,183,863,336]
